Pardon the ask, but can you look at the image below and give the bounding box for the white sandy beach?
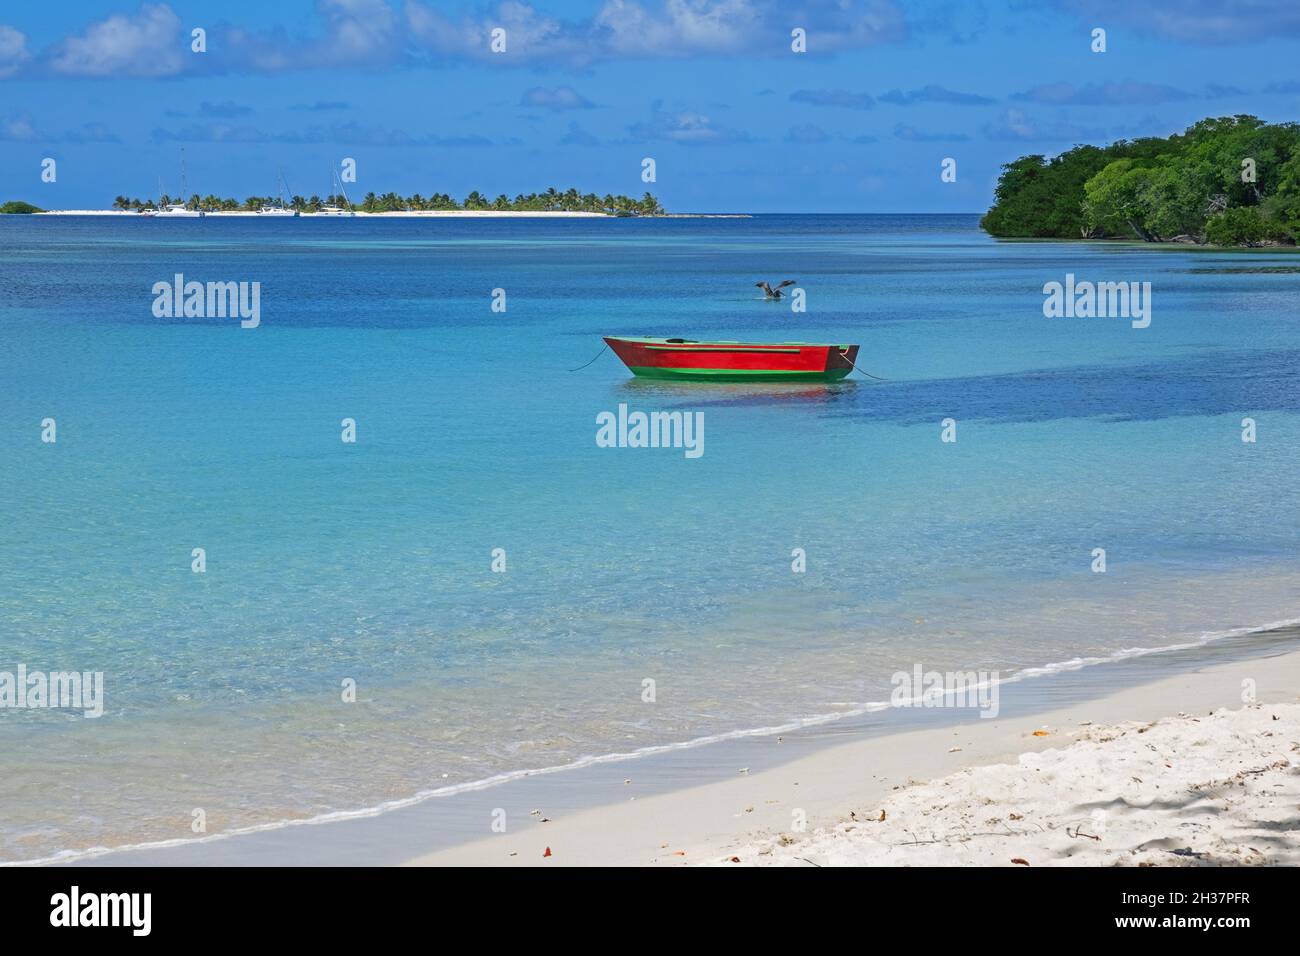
[405,647,1300,867]
[32,210,747,218]
[726,702,1299,867]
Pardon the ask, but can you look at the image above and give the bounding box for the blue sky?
[3,0,1300,211]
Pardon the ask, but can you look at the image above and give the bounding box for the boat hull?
[603,337,859,382]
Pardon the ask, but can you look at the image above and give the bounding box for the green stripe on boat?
[625,366,853,382]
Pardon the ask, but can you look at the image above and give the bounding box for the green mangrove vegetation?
[981,115,1300,247]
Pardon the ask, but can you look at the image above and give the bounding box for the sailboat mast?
[337,168,352,209]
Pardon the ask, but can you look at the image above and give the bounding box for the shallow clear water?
[2,214,1298,861]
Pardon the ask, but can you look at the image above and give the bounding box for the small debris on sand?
[710,704,1300,868]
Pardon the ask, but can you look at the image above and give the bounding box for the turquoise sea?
[2,213,1298,862]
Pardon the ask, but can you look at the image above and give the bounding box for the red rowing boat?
[603,336,860,382]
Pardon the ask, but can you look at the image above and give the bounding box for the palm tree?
[116,185,666,216]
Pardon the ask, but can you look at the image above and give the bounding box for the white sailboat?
[258,169,299,216]
[316,166,356,216]
[155,148,204,217]
[137,178,163,216]
[156,203,202,217]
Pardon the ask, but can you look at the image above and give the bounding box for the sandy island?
[33,210,746,218]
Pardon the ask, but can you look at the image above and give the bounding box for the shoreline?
[411,633,1300,867]
[30,619,1300,868]
[989,234,1300,250]
[27,210,752,219]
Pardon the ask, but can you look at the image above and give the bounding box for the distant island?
[1,201,43,214]
[106,188,665,217]
[981,115,1300,247]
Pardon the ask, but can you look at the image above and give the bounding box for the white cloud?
[981,109,1106,143]
[0,114,39,141]
[627,102,749,144]
[0,113,120,142]
[594,0,753,56]
[982,109,1040,141]
[1053,0,1300,44]
[407,0,905,63]
[29,0,912,78]
[559,121,599,145]
[310,0,402,66]
[1012,81,1192,106]
[0,24,31,78]
[520,85,595,110]
[790,89,875,110]
[220,0,403,72]
[48,3,184,77]
[785,123,831,144]
[406,0,575,59]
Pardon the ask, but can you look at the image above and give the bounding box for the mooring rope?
[840,351,890,381]
[568,342,609,372]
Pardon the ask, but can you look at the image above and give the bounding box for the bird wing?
[777,279,797,289]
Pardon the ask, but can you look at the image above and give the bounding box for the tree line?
[981,115,1300,246]
[111,187,665,216]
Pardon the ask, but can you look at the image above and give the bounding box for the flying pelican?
[756,279,797,300]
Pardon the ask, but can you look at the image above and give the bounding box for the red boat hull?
[603,337,859,382]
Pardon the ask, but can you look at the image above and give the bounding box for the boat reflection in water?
[616,374,860,411]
